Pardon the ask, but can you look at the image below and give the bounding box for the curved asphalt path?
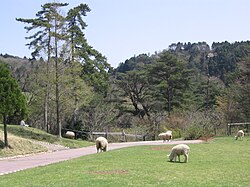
[0,140,203,176]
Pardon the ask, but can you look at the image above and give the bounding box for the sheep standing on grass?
[158,130,172,142]
[96,137,108,153]
[64,131,75,139]
[235,130,244,140]
[168,144,190,163]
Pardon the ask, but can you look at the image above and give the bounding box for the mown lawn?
[0,136,249,187]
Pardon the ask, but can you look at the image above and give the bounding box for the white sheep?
[158,130,172,142]
[64,131,75,139]
[20,120,29,127]
[95,136,108,153]
[235,130,244,140]
[168,144,190,163]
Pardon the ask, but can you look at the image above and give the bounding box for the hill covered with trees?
[1,2,249,140]
[2,40,249,140]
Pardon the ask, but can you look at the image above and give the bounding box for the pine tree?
[0,62,27,147]
[17,3,69,137]
[147,51,191,115]
[66,4,111,95]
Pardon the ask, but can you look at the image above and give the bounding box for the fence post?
[122,130,127,142]
[227,123,233,136]
[227,123,230,136]
[105,131,108,139]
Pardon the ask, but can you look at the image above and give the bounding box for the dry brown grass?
[0,129,47,158]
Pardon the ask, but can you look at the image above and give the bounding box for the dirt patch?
[199,136,214,142]
[87,170,129,175]
[32,141,70,152]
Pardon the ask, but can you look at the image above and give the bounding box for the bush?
[171,129,182,139]
[184,125,203,140]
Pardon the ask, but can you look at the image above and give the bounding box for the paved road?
[0,140,203,176]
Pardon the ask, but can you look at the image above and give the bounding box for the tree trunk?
[45,30,51,133]
[3,114,8,148]
[44,92,48,132]
[54,18,61,138]
[167,89,171,116]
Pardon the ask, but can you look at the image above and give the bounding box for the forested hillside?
[1,40,249,140]
[0,2,249,140]
[114,41,250,139]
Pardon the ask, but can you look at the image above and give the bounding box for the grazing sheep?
[64,131,75,139]
[96,136,108,153]
[168,144,190,163]
[20,120,29,127]
[235,130,244,140]
[158,130,172,142]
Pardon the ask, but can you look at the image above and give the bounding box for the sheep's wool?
[96,137,108,153]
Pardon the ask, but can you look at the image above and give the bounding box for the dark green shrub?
[184,125,203,140]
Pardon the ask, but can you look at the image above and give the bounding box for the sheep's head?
[168,153,174,161]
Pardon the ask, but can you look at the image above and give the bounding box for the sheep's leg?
[184,154,188,163]
[178,155,180,162]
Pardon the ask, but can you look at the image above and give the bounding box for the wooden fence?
[227,122,250,135]
[90,131,147,142]
[62,129,152,142]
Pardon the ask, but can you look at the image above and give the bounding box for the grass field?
[0,124,94,157]
[0,136,249,187]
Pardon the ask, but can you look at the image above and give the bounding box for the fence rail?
[90,131,146,142]
[62,129,149,142]
[227,122,250,135]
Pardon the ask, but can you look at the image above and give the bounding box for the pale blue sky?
[1,0,250,67]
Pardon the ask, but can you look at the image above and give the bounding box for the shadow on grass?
[167,160,188,164]
[0,140,13,149]
[0,140,4,149]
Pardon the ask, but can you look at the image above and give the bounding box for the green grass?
[0,124,94,157]
[0,124,93,148]
[0,136,250,187]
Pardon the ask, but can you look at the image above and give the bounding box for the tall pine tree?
[17,3,68,137]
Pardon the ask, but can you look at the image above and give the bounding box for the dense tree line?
[113,41,250,138]
[1,2,249,141]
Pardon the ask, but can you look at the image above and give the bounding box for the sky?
[1,0,250,68]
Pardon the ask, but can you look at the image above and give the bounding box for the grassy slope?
[0,136,249,187]
[0,130,47,157]
[0,124,94,158]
